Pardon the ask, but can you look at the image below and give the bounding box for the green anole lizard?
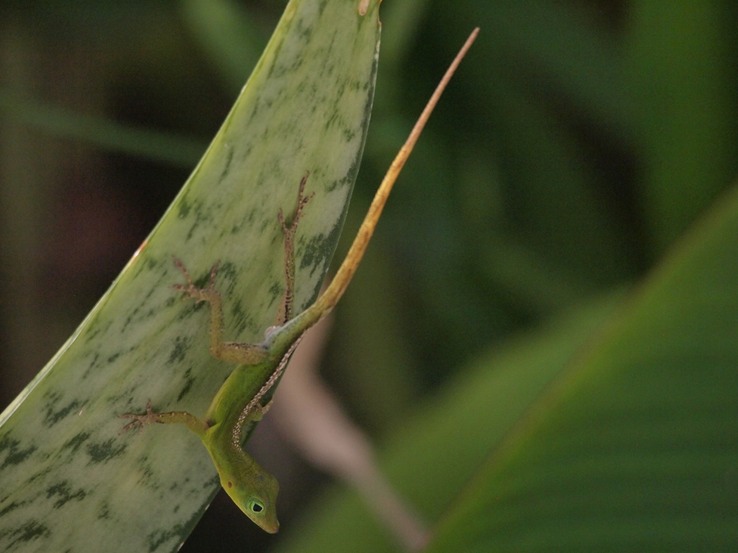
[121,28,478,534]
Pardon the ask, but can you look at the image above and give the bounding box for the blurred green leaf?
[180,0,269,93]
[0,90,206,166]
[275,182,738,552]
[429,184,738,551]
[629,1,738,252]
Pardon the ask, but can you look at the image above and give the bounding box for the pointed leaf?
[428,185,738,551]
[0,1,381,551]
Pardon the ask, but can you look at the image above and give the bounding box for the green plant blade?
[427,185,738,551]
[629,2,738,252]
[0,1,380,552]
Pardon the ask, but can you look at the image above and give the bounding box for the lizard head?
[220,465,280,533]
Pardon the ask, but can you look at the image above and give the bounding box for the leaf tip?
[357,0,372,16]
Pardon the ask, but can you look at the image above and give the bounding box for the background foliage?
[1,1,737,552]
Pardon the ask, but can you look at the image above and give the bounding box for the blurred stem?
[274,314,428,552]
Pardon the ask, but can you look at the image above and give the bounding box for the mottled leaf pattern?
[0,1,381,551]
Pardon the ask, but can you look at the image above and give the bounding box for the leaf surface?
[0,1,381,551]
[428,185,738,552]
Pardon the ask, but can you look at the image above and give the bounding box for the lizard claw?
[172,257,220,303]
[119,400,158,433]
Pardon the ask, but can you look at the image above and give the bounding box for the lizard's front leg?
[120,400,209,437]
[276,173,313,323]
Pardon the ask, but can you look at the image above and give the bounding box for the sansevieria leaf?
[0,1,381,551]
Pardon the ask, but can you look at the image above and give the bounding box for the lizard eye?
[249,499,265,514]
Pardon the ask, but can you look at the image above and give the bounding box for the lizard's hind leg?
[173,258,268,365]
[171,173,313,364]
